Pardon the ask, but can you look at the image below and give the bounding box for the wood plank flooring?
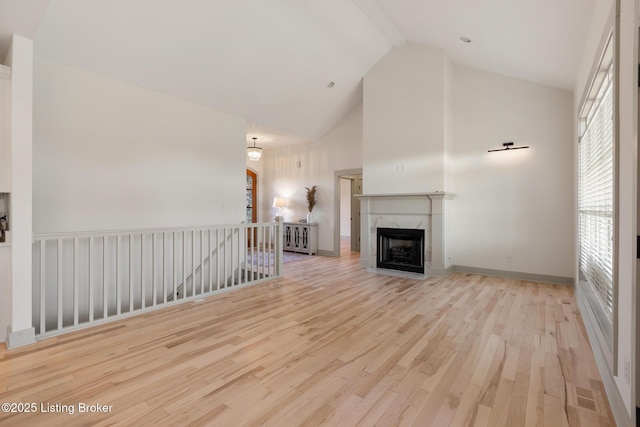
[0,242,615,426]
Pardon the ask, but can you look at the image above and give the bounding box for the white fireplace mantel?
[357,192,456,277]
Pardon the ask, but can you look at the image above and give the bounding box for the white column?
[6,35,35,348]
[427,193,455,276]
[358,196,373,268]
[275,217,284,276]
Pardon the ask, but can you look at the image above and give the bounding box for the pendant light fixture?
[247,137,263,161]
[488,141,529,152]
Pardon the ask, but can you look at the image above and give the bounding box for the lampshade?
[247,137,263,161]
[273,197,288,208]
[273,197,288,220]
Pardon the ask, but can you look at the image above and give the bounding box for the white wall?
[449,65,574,278]
[33,58,247,233]
[443,55,453,190]
[260,102,363,253]
[363,44,447,194]
[360,43,574,279]
[443,56,454,268]
[0,66,10,192]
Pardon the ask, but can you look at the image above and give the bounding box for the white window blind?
[578,62,614,322]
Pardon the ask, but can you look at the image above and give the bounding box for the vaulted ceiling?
[0,0,596,146]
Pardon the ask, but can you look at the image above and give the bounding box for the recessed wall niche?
[0,193,9,231]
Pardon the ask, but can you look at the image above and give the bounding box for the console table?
[283,222,318,255]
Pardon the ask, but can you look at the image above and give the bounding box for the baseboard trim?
[364,268,429,280]
[318,249,334,257]
[575,286,632,427]
[451,265,574,286]
[6,326,36,349]
[358,261,572,286]
[427,266,455,277]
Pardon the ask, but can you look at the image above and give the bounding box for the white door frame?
[332,168,363,257]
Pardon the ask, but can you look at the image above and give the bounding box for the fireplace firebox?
[377,228,425,274]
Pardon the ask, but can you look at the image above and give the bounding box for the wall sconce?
[273,197,288,220]
[488,142,530,152]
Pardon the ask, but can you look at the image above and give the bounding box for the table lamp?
[273,197,288,221]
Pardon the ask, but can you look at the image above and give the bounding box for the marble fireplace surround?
[357,192,455,277]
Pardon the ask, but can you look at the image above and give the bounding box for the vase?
[306,212,313,223]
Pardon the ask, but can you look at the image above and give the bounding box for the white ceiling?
[0,0,48,58]
[0,0,595,146]
[375,0,596,91]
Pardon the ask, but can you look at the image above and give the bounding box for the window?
[577,33,615,356]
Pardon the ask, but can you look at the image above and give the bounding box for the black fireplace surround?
[377,228,425,274]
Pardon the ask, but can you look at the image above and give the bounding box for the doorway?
[334,169,362,256]
[246,169,257,224]
[246,169,257,246]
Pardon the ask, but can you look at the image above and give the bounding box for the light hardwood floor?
[0,242,615,426]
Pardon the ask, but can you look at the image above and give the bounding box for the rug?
[247,250,311,267]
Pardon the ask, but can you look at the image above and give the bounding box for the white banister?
[39,239,45,335]
[200,230,204,294]
[268,225,273,276]
[173,231,177,302]
[103,237,107,319]
[89,236,94,321]
[162,232,166,304]
[209,230,218,292]
[129,234,133,313]
[223,228,227,289]
[182,230,187,298]
[215,228,220,291]
[140,233,143,308]
[276,217,284,274]
[73,237,79,326]
[32,222,282,339]
[57,239,63,330]
[116,236,121,316]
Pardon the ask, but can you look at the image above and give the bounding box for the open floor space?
[0,249,615,426]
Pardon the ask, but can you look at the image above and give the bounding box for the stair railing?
[32,220,283,338]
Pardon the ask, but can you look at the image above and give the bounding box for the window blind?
[578,63,614,321]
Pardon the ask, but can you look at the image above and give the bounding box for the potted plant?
[305,185,317,223]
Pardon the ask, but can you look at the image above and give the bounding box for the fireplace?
[358,192,454,276]
[377,228,425,274]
